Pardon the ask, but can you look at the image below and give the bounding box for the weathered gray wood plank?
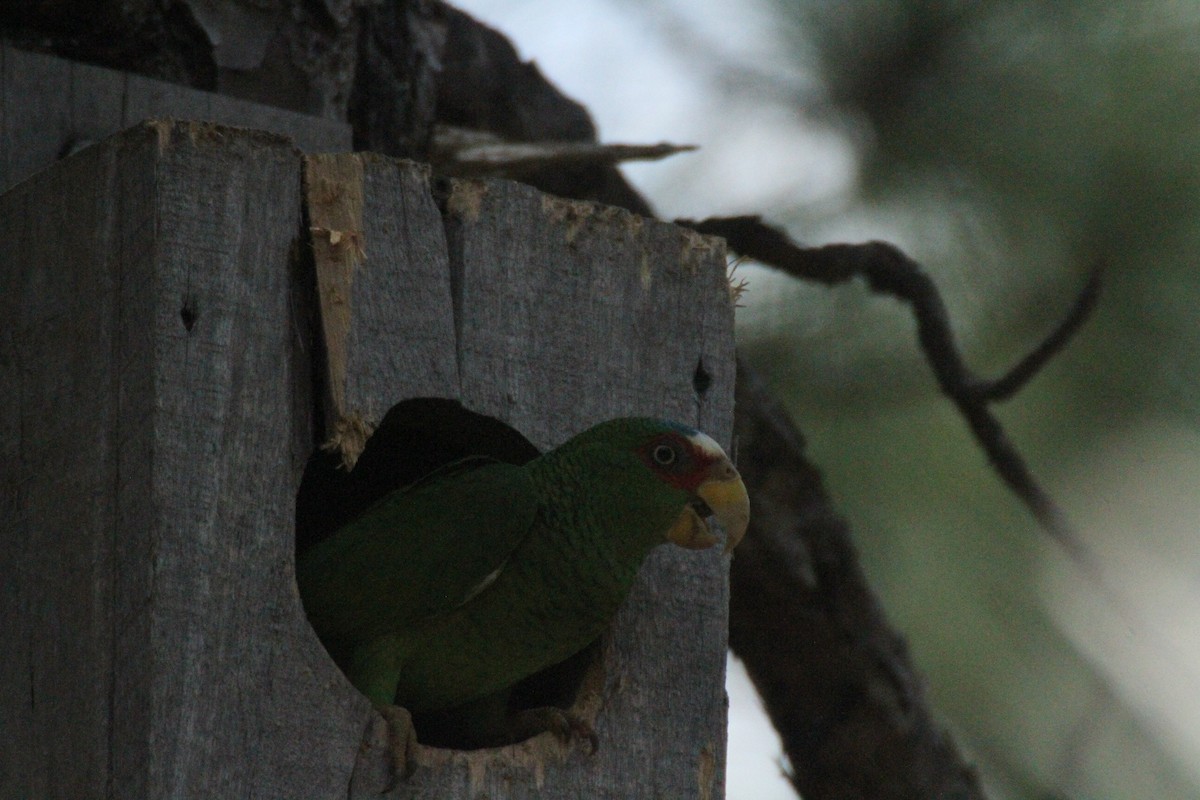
[348,154,461,412]
[445,181,734,447]
[0,42,352,192]
[1,122,736,799]
[136,121,342,800]
[108,120,166,800]
[401,178,737,799]
[0,107,127,800]
[0,121,364,800]
[303,152,459,459]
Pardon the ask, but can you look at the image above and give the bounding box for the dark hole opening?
[294,397,599,750]
[692,357,712,396]
[180,299,198,331]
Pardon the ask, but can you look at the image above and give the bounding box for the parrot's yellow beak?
[666,457,750,554]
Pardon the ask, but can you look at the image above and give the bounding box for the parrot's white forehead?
[686,429,728,460]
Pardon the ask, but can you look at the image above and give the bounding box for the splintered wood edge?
[145,118,296,153]
[304,153,370,466]
[319,412,375,471]
[537,192,645,247]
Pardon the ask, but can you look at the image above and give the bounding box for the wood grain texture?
[444,179,734,446]
[134,121,358,800]
[392,177,736,800]
[0,109,127,800]
[0,121,365,800]
[306,151,369,460]
[348,154,461,410]
[303,152,459,460]
[1,121,736,799]
[0,42,351,193]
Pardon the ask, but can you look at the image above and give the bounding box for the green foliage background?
[733,2,1200,797]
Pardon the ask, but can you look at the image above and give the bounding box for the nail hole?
[180,300,198,331]
[692,358,712,396]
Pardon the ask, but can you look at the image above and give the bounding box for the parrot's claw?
[378,705,419,791]
[508,707,598,754]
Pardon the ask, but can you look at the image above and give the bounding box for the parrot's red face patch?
[637,432,719,494]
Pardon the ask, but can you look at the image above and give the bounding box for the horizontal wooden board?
[0,42,352,193]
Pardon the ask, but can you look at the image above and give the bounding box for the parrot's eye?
[652,444,677,466]
[652,441,681,465]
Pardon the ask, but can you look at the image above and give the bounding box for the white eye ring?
[652,444,677,466]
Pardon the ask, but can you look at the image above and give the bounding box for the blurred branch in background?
[429,124,696,177]
[680,215,1102,554]
[731,3,1200,798]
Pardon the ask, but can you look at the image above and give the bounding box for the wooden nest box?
[1,97,736,798]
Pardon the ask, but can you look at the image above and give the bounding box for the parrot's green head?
[553,418,750,553]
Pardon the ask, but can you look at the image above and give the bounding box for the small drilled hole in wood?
[692,357,712,396]
[180,300,198,331]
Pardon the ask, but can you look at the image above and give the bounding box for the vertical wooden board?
[108,128,166,800]
[427,178,737,799]
[132,122,371,800]
[304,152,459,431]
[445,179,735,449]
[348,153,460,414]
[140,121,297,796]
[0,124,125,800]
[302,152,467,796]
[0,120,357,800]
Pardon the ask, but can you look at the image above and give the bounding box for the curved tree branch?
[677,216,1100,557]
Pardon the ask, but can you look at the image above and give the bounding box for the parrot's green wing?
[296,458,537,657]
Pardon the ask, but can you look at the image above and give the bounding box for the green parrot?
[296,414,749,771]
